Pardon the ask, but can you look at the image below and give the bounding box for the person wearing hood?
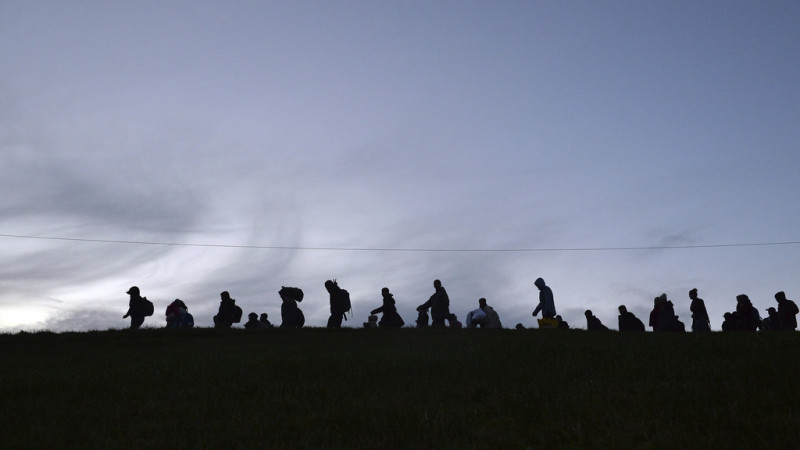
[370,287,405,328]
[775,291,798,330]
[532,278,556,319]
[417,279,450,328]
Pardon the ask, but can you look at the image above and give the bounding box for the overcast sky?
[2,1,798,332]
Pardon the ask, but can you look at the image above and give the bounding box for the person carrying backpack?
[279,286,305,328]
[325,279,351,328]
[618,305,645,331]
[123,286,152,329]
[214,291,241,328]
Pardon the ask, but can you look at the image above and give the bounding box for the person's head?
[368,314,378,323]
[324,280,335,291]
[248,312,257,320]
[618,305,627,314]
[382,287,390,297]
[126,286,140,297]
[260,313,269,320]
[689,288,698,300]
[775,291,787,302]
[584,310,593,317]
[534,278,545,290]
[736,294,749,304]
[447,313,458,322]
[220,291,231,301]
[658,293,667,303]
[723,312,732,319]
[767,307,777,315]
[433,279,442,289]
[478,298,487,308]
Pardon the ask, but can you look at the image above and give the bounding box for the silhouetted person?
[735,294,761,331]
[123,286,149,329]
[325,279,351,329]
[370,287,405,328]
[655,294,685,332]
[721,312,735,331]
[447,313,463,329]
[649,296,664,331]
[532,278,556,319]
[417,280,450,328]
[244,312,265,329]
[467,298,502,329]
[260,313,273,328]
[762,307,782,331]
[775,291,798,330]
[279,287,305,328]
[556,315,570,329]
[585,310,609,331]
[618,305,645,331]
[689,288,710,332]
[213,291,238,328]
[364,314,378,328]
[415,307,429,328]
[165,298,193,328]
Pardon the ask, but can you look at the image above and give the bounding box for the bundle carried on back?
[279,286,304,302]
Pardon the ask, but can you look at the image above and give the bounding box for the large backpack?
[337,289,352,317]
[232,304,243,323]
[140,297,154,317]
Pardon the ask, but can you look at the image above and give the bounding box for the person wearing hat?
[123,286,147,329]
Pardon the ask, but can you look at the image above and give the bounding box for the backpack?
[232,304,243,323]
[279,286,304,302]
[140,297,154,317]
[337,289,352,316]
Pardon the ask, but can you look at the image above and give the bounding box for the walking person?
[123,286,152,329]
[417,279,451,328]
[325,279,351,329]
[532,278,556,319]
[689,288,711,332]
[370,287,405,328]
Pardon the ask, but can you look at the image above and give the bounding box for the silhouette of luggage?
[538,317,558,329]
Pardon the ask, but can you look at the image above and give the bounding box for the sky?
[1,1,799,332]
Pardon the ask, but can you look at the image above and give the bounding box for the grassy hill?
[1,327,797,448]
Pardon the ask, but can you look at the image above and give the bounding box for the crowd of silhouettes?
[121,280,798,333]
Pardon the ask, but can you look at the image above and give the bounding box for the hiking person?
[689,288,711,332]
[618,305,645,331]
[165,299,193,328]
[775,291,798,330]
[649,296,664,331]
[244,312,264,329]
[532,278,556,319]
[279,286,305,328]
[556,315,570,329]
[259,313,273,328]
[735,294,761,331]
[369,287,405,328]
[467,298,502,329]
[585,310,609,331]
[123,286,152,329]
[213,291,241,328]
[656,294,685,332]
[325,279,351,328]
[417,279,451,328]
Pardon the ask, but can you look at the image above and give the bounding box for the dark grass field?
[1,327,798,449]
